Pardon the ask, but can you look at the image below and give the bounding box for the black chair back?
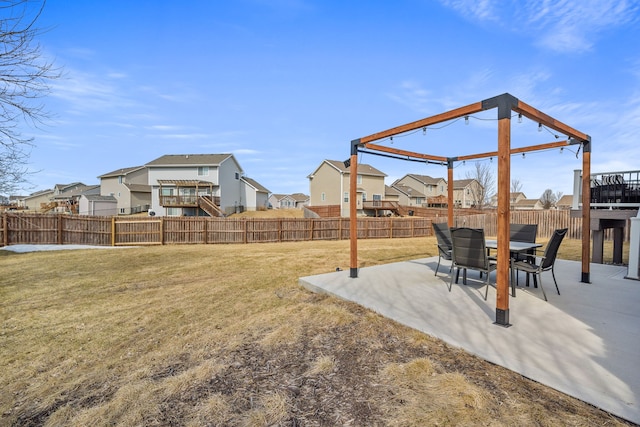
[510,224,537,243]
[541,228,568,269]
[433,222,453,257]
[450,227,488,271]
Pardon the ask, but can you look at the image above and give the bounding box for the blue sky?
[15,0,640,200]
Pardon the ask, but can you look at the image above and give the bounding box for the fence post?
[389,217,393,238]
[2,213,7,246]
[58,214,64,245]
[203,218,208,244]
[111,217,116,246]
[160,217,165,245]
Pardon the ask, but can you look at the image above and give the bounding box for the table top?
[485,240,542,252]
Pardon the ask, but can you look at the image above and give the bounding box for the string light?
[422,127,426,135]
[518,113,522,123]
[465,116,469,125]
[390,136,394,144]
[538,123,543,132]
[522,153,525,158]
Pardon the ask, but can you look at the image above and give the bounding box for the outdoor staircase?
[198,196,225,217]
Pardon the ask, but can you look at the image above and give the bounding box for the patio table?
[485,239,543,296]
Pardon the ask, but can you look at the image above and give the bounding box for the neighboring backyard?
[0,237,633,426]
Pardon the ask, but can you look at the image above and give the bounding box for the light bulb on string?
[518,113,522,123]
[538,123,543,132]
[465,116,469,125]
[422,127,426,135]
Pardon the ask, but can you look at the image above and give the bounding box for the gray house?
[240,176,271,211]
[146,154,244,217]
[98,166,151,215]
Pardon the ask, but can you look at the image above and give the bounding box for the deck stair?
[198,196,225,217]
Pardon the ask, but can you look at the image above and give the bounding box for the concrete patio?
[300,257,640,425]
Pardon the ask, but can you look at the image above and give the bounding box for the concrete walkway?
[300,257,640,425]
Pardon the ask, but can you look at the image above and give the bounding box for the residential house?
[490,192,527,208]
[240,176,271,211]
[21,189,54,212]
[453,179,483,208]
[393,174,447,204]
[384,185,401,204]
[290,193,310,208]
[78,194,117,216]
[556,194,573,210]
[390,183,426,206]
[513,198,544,210]
[98,166,151,215]
[146,154,244,217]
[269,194,295,209]
[308,160,387,217]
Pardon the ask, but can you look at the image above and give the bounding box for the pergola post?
[581,139,592,283]
[349,139,360,278]
[495,105,512,326]
[447,159,454,226]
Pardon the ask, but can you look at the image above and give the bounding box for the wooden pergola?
[348,93,591,326]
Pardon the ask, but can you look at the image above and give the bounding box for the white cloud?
[440,0,639,53]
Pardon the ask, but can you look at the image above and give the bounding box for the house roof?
[392,183,426,198]
[453,179,476,189]
[82,194,117,202]
[385,185,401,197]
[404,174,444,185]
[146,154,234,167]
[241,177,270,193]
[311,159,387,177]
[515,198,542,207]
[290,193,309,202]
[557,194,574,207]
[24,189,53,199]
[125,184,151,193]
[157,179,217,187]
[98,166,146,178]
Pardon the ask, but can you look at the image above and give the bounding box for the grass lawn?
[0,237,632,426]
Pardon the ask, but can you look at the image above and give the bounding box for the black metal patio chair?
[432,222,453,276]
[449,227,497,300]
[510,228,568,301]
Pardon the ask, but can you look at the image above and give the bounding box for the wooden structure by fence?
[0,210,618,248]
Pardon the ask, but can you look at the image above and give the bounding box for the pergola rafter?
[348,93,591,326]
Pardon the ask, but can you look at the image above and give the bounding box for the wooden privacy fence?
[0,210,622,247]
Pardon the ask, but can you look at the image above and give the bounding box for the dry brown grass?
[0,238,632,426]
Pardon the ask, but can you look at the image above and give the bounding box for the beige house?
[308,160,386,217]
[393,174,447,202]
[21,189,54,212]
[453,178,483,208]
[98,166,151,215]
[390,183,426,206]
[490,192,527,208]
[513,198,544,210]
[556,194,573,210]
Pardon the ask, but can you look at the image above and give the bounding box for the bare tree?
[465,162,495,209]
[511,179,523,194]
[540,188,557,209]
[0,0,60,196]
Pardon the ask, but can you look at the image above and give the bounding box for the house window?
[118,176,123,184]
[235,172,239,180]
[117,192,121,198]
[120,208,125,214]
[321,192,326,201]
[362,192,367,202]
[198,166,209,176]
[357,175,362,184]
[167,208,179,216]
[344,192,349,202]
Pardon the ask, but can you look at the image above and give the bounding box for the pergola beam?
[514,100,590,143]
[360,101,484,144]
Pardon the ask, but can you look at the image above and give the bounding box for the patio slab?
[299,257,640,425]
